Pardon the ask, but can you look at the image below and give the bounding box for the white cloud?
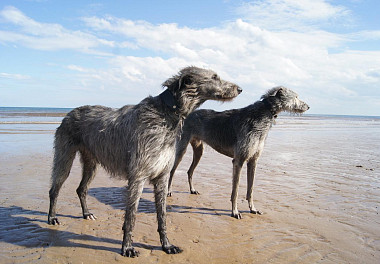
[67,65,89,73]
[347,30,380,41]
[1,2,380,115]
[0,6,113,54]
[0,72,30,80]
[236,0,351,31]
[79,2,380,114]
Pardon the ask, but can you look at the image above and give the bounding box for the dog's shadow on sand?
[88,186,231,216]
[0,205,162,254]
[0,188,231,254]
[88,186,156,213]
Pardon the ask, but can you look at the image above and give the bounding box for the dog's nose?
[237,87,243,94]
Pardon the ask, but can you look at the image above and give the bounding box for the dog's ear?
[275,87,284,97]
[162,75,182,93]
[162,77,176,90]
[270,86,284,97]
[268,89,278,97]
[179,74,192,90]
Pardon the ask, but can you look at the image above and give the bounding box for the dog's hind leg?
[187,139,204,194]
[48,140,77,225]
[154,175,182,254]
[168,133,191,197]
[77,150,98,220]
[231,157,244,219]
[246,156,263,215]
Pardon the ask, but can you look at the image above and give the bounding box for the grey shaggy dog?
[48,66,242,257]
[168,86,309,219]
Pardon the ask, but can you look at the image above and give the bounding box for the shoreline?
[1,106,380,119]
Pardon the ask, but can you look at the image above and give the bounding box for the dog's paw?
[48,216,60,225]
[190,190,200,195]
[250,209,263,215]
[231,212,242,219]
[121,247,139,258]
[163,245,183,254]
[167,192,172,197]
[83,213,97,220]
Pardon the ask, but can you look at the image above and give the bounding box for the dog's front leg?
[247,157,263,215]
[154,177,182,254]
[231,158,244,219]
[187,139,204,195]
[121,179,145,257]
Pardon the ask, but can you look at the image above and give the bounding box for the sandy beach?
[0,109,379,263]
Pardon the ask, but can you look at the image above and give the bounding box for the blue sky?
[1,0,379,116]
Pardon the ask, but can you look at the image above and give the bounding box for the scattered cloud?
[1,1,380,115]
[80,11,380,108]
[236,0,352,31]
[0,72,30,80]
[0,6,113,54]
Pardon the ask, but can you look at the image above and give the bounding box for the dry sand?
[0,115,379,263]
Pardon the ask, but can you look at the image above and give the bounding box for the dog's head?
[162,66,241,115]
[261,86,309,114]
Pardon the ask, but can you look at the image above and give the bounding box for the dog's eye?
[212,74,219,80]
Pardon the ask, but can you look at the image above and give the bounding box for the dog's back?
[181,101,273,158]
[55,105,136,176]
[182,109,238,157]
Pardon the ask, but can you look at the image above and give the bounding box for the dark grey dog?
[168,86,309,219]
[48,66,241,257]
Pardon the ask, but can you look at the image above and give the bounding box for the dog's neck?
[262,98,278,118]
[159,89,181,115]
[159,88,204,118]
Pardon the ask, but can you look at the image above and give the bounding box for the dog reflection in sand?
[168,86,309,219]
[47,66,241,257]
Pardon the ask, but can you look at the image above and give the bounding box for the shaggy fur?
[47,66,241,257]
[168,86,309,219]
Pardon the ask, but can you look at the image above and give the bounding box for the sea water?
[0,107,72,154]
[1,107,379,155]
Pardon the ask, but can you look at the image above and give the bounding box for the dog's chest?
[242,125,270,157]
[150,145,175,177]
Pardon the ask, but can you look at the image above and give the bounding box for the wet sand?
[0,114,379,263]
